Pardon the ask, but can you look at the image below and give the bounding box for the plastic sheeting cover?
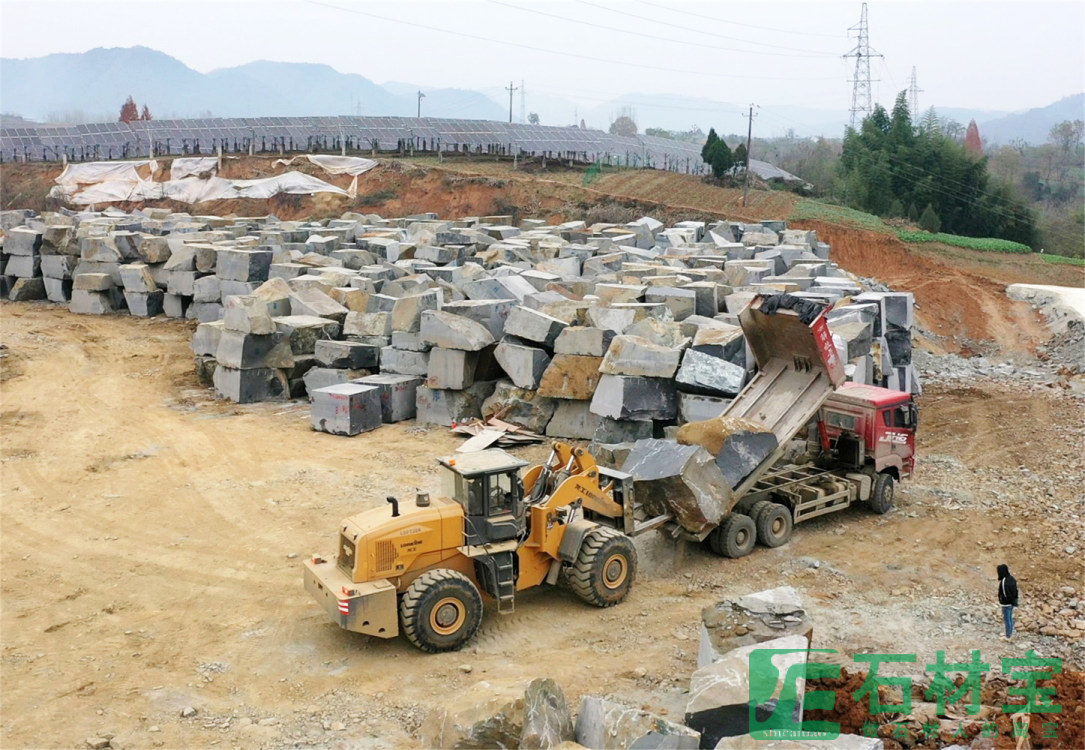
[55,159,158,186]
[273,154,377,197]
[57,171,348,205]
[170,157,219,180]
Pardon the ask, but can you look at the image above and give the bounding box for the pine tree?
[919,203,942,233]
[119,96,139,123]
[888,198,904,218]
[733,143,748,172]
[140,105,152,121]
[907,202,919,222]
[964,120,982,155]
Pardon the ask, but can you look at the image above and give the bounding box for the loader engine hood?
[337,497,464,584]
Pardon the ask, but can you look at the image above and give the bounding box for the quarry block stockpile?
[0,208,917,439]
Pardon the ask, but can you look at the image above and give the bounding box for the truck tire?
[709,514,756,558]
[870,473,894,514]
[399,569,483,653]
[755,503,793,547]
[568,528,637,608]
[748,500,774,528]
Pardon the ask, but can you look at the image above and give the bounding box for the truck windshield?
[439,467,483,515]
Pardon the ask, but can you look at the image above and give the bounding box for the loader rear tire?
[755,503,793,548]
[709,513,756,558]
[399,569,483,653]
[870,473,894,515]
[568,528,637,608]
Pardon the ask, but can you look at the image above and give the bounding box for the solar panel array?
[0,116,708,173]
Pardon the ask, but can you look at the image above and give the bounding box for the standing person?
[997,564,1019,640]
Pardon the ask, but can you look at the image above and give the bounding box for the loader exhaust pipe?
[387,496,400,517]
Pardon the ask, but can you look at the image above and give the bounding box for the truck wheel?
[755,504,793,547]
[748,500,774,527]
[709,514,756,558]
[568,528,637,607]
[870,473,894,515]
[399,569,483,653]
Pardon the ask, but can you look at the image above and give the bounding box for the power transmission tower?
[505,81,519,124]
[417,90,425,118]
[742,103,758,208]
[907,66,923,120]
[843,2,882,130]
[519,79,526,124]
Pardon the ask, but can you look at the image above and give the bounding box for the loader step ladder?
[490,551,517,614]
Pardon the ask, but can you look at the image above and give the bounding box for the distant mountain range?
[1,47,1080,145]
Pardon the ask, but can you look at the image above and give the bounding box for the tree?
[888,198,904,218]
[1048,119,1084,155]
[645,127,673,139]
[964,120,982,155]
[907,202,919,222]
[609,115,637,137]
[119,95,138,123]
[919,203,941,233]
[140,105,152,121]
[700,128,734,179]
[733,142,748,172]
[527,112,540,125]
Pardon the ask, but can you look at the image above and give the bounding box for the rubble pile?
[0,208,919,439]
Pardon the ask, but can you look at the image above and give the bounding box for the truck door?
[877,404,916,475]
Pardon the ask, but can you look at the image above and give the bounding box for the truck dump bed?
[726,296,845,498]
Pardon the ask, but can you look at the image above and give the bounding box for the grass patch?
[896,230,1032,253]
[356,188,398,205]
[791,199,890,233]
[1040,254,1085,266]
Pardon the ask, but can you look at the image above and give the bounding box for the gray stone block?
[215,330,293,370]
[219,280,259,298]
[167,270,197,296]
[620,439,730,534]
[6,255,41,278]
[353,373,423,422]
[715,430,778,489]
[390,290,440,333]
[124,291,164,317]
[415,381,498,426]
[426,347,479,390]
[481,380,557,433]
[590,375,676,421]
[545,399,603,440]
[593,417,653,444]
[43,277,72,302]
[192,321,225,356]
[554,326,615,356]
[5,227,42,255]
[192,275,221,302]
[194,355,217,386]
[537,355,604,400]
[420,309,495,351]
[138,235,172,263]
[119,263,157,293]
[223,294,277,335]
[600,335,681,378]
[69,289,114,314]
[80,236,123,264]
[678,392,731,424]
[676,350,746,396]
[504,306,567,348]
[74,272,114,292]
[190,301,223,322]
[521,678,575,750]
[379,346,430,376]
[289,287,348,322]
[310,384,382,436]
[644,286,697,321]
[40,254,75,279]
[9,277,45,301]
[213,366,288,404]
[575,696,699,750]
[163,293,190,319]
[391,331,432,352]
[343,311,392,337]
[494,340,551,390]
[829,320,873,360]
[315,340,380,369]
[302,367,372,395]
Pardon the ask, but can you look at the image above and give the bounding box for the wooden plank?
[457,429,506,453]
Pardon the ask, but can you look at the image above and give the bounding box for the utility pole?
[417,90,425,118]
[843,2,882,130]
[505,81,518,124]
[742,103,758,207]
[519,79,526,124]
[907,67,923,121]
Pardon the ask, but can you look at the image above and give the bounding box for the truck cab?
[820,382,917,479]
[436,451,528,546]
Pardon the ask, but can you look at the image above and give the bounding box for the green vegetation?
[701,128,734,180]
[356,188,397,205]
[840,92,1036,246]
[1040,253,1085,266]
[896,230,1032,253]
[790,199,890,233]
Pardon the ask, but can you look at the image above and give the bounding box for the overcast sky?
[2,0,1083,125]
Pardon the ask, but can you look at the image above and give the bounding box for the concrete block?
[353,373,423,422]
[481,380,557,433]
[590,375,677,421]
[310,384,382,436]
[537,355,604,400]
[315,340,380,369]
[426,347,479,390]
[43,277,72,302]
[8,277,45,301]
[124,291,164,317]
[620,439,730,533]
[676,350,746,396]
[494,340,551,390]
[379,346,430,376]
[420,309,495,351]
[575,696,699,750]
[600,335,681,378]
[69,289,114,314]
[504,306,568,348]
[213,366,288,404]
[415,381,498,426]
[215,330,293,370]
[274,315,340,355]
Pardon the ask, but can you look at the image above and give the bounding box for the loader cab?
[820,383,917,478]
[437,450,529,546]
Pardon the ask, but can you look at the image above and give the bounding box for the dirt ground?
[2,304,1082,749]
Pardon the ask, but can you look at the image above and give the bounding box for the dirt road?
[2,304,1081,749]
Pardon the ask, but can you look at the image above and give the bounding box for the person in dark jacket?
[997,564,1019,639]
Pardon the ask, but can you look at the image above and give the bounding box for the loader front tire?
[568,528,637,608]
[709,513,756,558]
[399,569,483,653]
[869,473,894,515]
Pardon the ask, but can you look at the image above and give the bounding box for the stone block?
[544,399,603,440]
[520,678,575,750]
[328,286,370,312]
[167,270,197,296]
[192,321,225,356]
[390,331,432,352]
[379,346,430,376]
[223,294,277,335]
[163,293,189,319]
[289,288,348,322]
[215,330,293,370]
[624,318,689,349]
[678,392,731,424]
[575,696,699,750]
[40,254,75,279]
[537,355,604,400]
[494,340,551,390]
[682,281,722,317]
[274,315,340,355]
[586,441,636,469]
[426,347,479,390]
[5,254,39,278]
[554,326,615,356]
[590,375,676,421]
[391,290,441,333]
[715,430,778,488]
[8,277,45,301]
[593,418,653,444]
[504,306,568,348]
[310,384,382,436]
[620,439,731,533]
[302,367,372,395]
[192,275,221,302]
[43,277,72,302]
[686,634,808,748]
[644,286,697,321]
[699,587,813,668]
[420,309,495,351]
[250,278,293,318]
[119,263,157,293]
[415,381,498,426]
[676,350,746,396]
[69,289,114,314]
[600,335,681,378]
[353,373,423,422]
[80,236,123,263]
[344,311,392,338]
[138,235,172,263]
[585,306,637,333]
[691,324,745,364]
[194,355,217,386]
[74,272,114,292]
[5,227,42,255]
[830,320,873,360]
[213,366,288,404]
[315,340,380,369]
[420,680,526,750]
[124,291,164,317]
[481,380,557,433]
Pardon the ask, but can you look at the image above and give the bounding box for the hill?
[979,93,1085,145]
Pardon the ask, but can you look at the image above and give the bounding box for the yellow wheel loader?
[303,443,645,652]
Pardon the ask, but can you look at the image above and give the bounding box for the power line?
[491,0,837,58]
[573,0,839,57]
[632,0,845,39]
[305,0,841,82]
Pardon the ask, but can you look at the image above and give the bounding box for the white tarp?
[273,154,377,197]
[58,171,349,205]
[169,157,219,180]
[55,159,158,186]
